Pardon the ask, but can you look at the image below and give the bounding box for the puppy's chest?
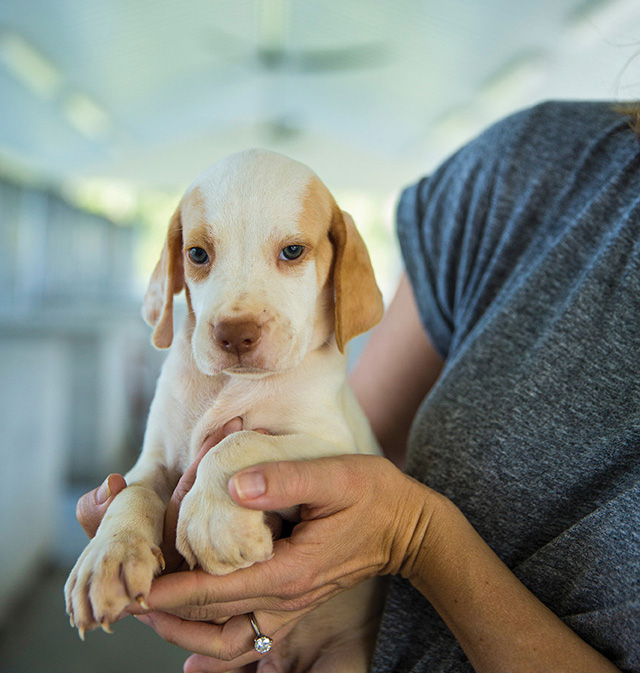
[186,375,346,460]
[205,379,325,433]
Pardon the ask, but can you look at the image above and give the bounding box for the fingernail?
[134,614,152,626]
[232,471,266,500]
[96,476,112,505]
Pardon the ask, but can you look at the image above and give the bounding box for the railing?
[0,177,136,313]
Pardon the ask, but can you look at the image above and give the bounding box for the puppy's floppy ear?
[330,209,384,353]
[142,207,185,349]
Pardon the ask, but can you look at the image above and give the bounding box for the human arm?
[401,488,621,673]
[137,455,621,673]
[349,273,444,466]
[350,276,622,671]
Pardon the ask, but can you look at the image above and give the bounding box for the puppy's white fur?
[64,149,385,671]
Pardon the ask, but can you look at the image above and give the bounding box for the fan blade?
[287,43,390,73]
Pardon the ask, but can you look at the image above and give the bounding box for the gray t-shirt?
[371,101,640,672]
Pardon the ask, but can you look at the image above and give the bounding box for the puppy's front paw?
[176,485,273,575]
[64,532,165,637]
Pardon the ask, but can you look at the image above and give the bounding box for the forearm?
[350,273,443,465]
[396,483,620,673]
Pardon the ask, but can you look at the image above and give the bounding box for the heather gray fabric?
[371,102,640,672]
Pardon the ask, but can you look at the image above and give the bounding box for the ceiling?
[1,0,639,197]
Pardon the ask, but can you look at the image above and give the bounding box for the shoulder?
[399,101,636,228]
[450,100,631,173]
[474,100,637,181]
[474,100,627,150]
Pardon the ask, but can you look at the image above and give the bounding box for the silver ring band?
[249,612,273,654]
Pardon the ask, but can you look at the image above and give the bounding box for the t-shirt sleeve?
[396,114,524,359]
[396,101,599,360]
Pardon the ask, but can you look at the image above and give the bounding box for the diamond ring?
[249,612,273,654]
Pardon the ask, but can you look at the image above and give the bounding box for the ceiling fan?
[205,0,391,143]
[208,0,390,75]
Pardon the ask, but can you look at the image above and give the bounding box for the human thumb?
[228,456,356,514]
[76,473,127,538]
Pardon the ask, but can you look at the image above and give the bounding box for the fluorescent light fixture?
[0,29,62,100]
[62,91,112,140]
[257,0,289,51]
[0,28,114,142]
[62,177,137,223]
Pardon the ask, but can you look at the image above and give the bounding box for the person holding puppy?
[79,101,640,672]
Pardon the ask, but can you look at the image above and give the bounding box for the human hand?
[134,454,433,673]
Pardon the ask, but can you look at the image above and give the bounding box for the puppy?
[64,149,385,671]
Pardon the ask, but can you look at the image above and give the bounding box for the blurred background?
[0,0,639,671]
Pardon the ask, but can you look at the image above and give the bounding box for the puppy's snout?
[213,320,262,355]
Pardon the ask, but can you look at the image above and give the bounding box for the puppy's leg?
[64,451,177,636]
[176,430,346,575]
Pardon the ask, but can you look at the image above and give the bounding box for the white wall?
[0,308,163,623]
[0,334,70,618]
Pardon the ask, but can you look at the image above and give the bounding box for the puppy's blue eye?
[188,247,209,264]
[280,245,304,261]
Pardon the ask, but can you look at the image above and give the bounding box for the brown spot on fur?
[182,186,206,222]
[182,187,216,283]
[295,177,337,288]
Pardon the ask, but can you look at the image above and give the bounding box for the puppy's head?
[143,149,383,376]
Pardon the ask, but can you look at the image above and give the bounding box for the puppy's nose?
[213,320,262,355]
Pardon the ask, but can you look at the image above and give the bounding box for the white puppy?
[64,149,385,671]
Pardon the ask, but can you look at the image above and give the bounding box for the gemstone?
[254,635,273,654]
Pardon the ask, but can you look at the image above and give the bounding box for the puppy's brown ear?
[330,209,384,353]
[142,207,185,349]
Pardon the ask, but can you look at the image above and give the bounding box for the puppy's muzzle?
[213,319,262,356]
